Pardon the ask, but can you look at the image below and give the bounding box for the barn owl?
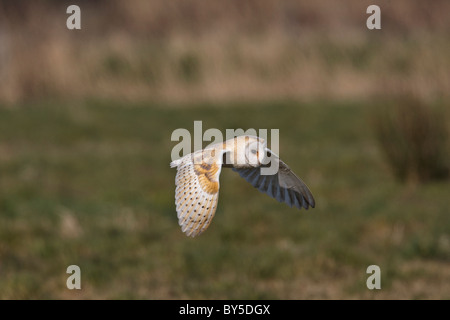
[170,135,315,237]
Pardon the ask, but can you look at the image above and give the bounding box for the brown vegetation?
[1,0,450,104]
[372,99,449,183]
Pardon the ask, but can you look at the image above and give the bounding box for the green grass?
[0,100,449,299]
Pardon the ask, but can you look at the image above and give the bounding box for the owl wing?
[232,149,315,210]
[171,149,224,237]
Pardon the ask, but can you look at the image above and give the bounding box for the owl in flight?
[170,135,315,237]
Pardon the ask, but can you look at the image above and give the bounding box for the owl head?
[224,135,267,167]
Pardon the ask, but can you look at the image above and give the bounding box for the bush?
[372,99,449,183]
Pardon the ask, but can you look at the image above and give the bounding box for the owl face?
[245,140,266,167]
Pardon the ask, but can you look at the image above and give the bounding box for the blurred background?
[0,0,449,299]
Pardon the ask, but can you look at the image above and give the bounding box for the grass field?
[0,99,449,299]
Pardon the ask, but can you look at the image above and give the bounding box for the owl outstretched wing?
[232,149,315,210]
[170,149,224,237]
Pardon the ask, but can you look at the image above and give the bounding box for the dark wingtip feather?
[306,192,316,209]
[292,191,302,209]
[284,189,293,207]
